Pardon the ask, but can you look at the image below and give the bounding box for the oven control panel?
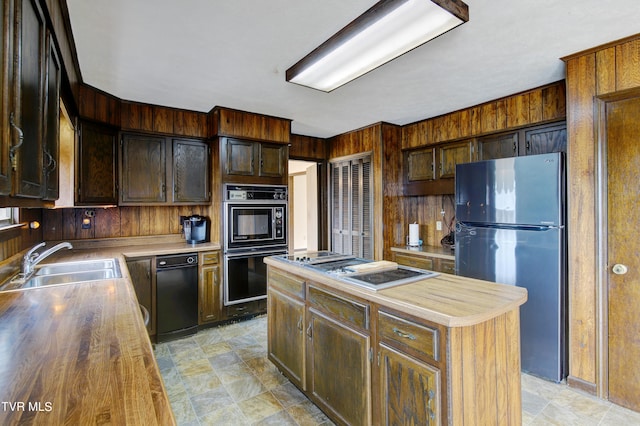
[274,207,284,238]
[225,184,288,201]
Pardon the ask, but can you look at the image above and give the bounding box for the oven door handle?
[225,248,288,258]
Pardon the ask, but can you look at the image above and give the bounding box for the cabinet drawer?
[226,299,266,318]
[201,251,219,265]
[378,311,439,361]
[393,253,434,270]
[308,285,369,330]
[438,259,455,274]
[268,268,305,300]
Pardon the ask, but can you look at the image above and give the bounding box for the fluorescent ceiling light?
[286,0,469,92]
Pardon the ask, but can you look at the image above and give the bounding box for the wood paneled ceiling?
[66,0,640,138]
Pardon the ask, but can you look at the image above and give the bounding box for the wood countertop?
[0,236,222,425]
[265,257,527,328]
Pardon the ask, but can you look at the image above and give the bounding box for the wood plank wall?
[562,34,640,394]
[328,123,403,260]
[400,81,566,248]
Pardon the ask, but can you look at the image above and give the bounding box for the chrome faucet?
[22,242,73,277]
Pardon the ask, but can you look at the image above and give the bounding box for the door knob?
[612,264,628,275]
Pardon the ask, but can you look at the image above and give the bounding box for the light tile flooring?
[154,316,640,426]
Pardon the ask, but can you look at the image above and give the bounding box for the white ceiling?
[66,0,640,138]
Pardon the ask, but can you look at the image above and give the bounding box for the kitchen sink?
[35,259,119,276]
[0,258,122,292]
[23,269,119,288]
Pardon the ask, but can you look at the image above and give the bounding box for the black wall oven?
[223,184,288,305]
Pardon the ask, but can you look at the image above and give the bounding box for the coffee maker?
[181,215,210,244]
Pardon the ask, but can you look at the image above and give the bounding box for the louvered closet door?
[330,156,373,259]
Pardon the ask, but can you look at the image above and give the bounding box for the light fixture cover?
[286,0,469,92]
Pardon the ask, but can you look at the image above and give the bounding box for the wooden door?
[438,140,472,179]
[0,0,13,195]
[127,258,154,336]
[172,138,209,203]
[199,264,220,323]
[14,0,46,198]
[120,133,166,204]
[605,94,640,411]
[258,143,286,178]
[267,288,305,390]
[405,147,435,181]
[379,344,440,425]
[523,122,566,156]
[477,132,518,160]
[225,138,254,176]
[76,121,118,205]
[42,32,60,200]
[308,309,370,425]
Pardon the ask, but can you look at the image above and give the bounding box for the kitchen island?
[0,237,221,425]
[265,254,528,425]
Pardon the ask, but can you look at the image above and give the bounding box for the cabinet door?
[258,143,286,177]
[0,0,13,195]
[225,138,254,176]
[77,121,118,205]
[199,264,221,323]
[308,309,371,425]
[477,132,518,161]
[127,258,155,336]
[120,133,166,204]
[406,147,435,181]
[13,0,46,198]
[42,32,60,201]
[172,138,210,203]
[524,123,566,155]
[438,140,473,179]
[267,288,306,390]
[379,344,440,426]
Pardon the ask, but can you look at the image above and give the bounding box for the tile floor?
[154,316,640,426]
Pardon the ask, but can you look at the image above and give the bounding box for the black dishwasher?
[156,253,198,342]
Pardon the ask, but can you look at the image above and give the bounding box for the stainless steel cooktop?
[279,251,438,291]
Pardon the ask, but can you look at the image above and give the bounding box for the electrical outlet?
[436,221,442,231]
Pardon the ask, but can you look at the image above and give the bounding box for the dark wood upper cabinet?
[76,120,118,205]
[42,31,60,201]
[13,0,46,199]
[0,0,13,195]
[477,132,518,161]
[258,143,287,178]
[220,137,288,184]
[120,133,166,204]
[524,122,567,155]
[405,147,435,182]
[172,138,210,203]
[225,138,254,176]
[438,139,473,179]
[120,132,210,205]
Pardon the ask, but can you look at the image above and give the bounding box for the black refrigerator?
[455,152,567,382]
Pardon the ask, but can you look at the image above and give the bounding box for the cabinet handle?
[392,327,416,340]
[9,112,24,170]
[43,149,57,173]
[513,141,517,152]
[306,323,313,338]
[297,317,303,331]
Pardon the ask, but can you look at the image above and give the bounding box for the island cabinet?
[306,285,372,426]
[377,309,445,425]
[266,259,526,426]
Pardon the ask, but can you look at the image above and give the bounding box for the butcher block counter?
[264,255,528,425]
[0,236,221,425]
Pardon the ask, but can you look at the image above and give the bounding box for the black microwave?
[225,204,286,250]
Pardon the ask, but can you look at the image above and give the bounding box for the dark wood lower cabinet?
[379,344,440,425]
[268,288,306,390]
[307,309,371,426]
[126,257,155,337]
